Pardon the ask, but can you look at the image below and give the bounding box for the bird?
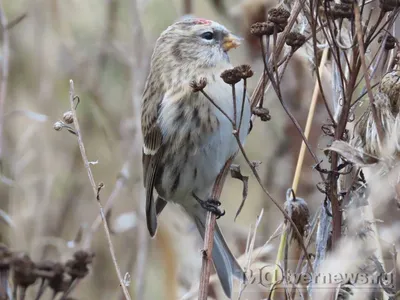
[141,18,251,298]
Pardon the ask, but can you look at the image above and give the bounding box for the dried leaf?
[324,140,379,166]
[230,164,249,221]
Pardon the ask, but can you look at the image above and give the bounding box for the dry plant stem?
[293,48,329,193]
[198,157,234,300]
[204,87,314,273]
[130,2,149,299]
[270,48,329,300]
[354,4,384,143]
[311,3,336,124]
[232,134,313,273]
[0,1,9,163]
[249,0,304,109]
[68,80,132,300]
[231,84,237,127]
[237,79,247,134]
[260,38,324,182]
[83,150,133,249]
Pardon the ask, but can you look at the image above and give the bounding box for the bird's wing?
[141,77,164,237]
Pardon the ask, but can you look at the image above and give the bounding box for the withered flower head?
[190,78,207,92]
[250,22,274,37]
[62,111,74,124]
[268,7,290,25]
[378,35,397,51]
[12,254,37,288]
[379,0,399,12]
[220,69,242,85]
[65,250,94,279]
[284,192,309,239]
[252,107,271,122]
[285,32,306,50]
[234,65,254,79]
[330,3,354,19]
[53,121,63,131]
[46,262,66,294]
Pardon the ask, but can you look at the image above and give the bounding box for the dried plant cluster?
[0,0,400,299]
[0,244,93,300]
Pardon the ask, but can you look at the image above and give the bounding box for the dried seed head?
[252,107,271,121]
[284,192,309,239]
[379,0,399,12]
[46,262,66,293]
[190,78,207,92]
[234,65,254,79]
[62,111,74,124]
[285,32,306,50]
[330,3,354,19]
[250,22,274,37]
[268,7,290,25]
[53,121,63,131]
[65,250,94,279]
[378,35,397,50]
[12,254,37,288]
[220,69,242,85]
[380,70,400,114]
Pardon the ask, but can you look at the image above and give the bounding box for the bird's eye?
[201,32,214,40]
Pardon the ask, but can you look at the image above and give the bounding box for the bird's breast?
[156,77,251,203]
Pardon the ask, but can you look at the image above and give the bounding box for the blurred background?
[0,0,333,299]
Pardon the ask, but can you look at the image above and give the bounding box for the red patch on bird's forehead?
[194,18,212,25]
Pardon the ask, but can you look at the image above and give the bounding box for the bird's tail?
[192,211,246,299]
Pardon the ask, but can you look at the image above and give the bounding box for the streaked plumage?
[141,18,251,298]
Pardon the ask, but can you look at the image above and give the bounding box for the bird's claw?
[201,199,225,218]
[193,193,225,218]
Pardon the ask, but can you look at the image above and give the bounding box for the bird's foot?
[192,193,225,219]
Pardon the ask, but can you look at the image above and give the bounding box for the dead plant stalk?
[68,80,132,300]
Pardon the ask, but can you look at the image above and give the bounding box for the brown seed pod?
[285,32,306,50]
[220,69,242,85]
[12,254,37,288]
[378,35,397,51]
[250,22,274,37]
[267,7,290,25]
[234,65,254,79]
[189,78,207,92]
[252,107,271,121]
[284,191,309,240]
[53,121,63,131]
[65,250,94,279]
[62,111,74,124]
[330,3,354,19]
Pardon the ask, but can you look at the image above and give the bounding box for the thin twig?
[0,0,9,164]
[68,80,131,300]
[354,4,384,143]
[198,157,234,300]
[270,47,329,300]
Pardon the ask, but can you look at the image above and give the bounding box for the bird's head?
[153,18,242,71]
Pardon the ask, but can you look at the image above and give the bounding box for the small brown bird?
[141,18,250,298]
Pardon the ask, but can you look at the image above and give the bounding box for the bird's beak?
[222,34,242,52]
